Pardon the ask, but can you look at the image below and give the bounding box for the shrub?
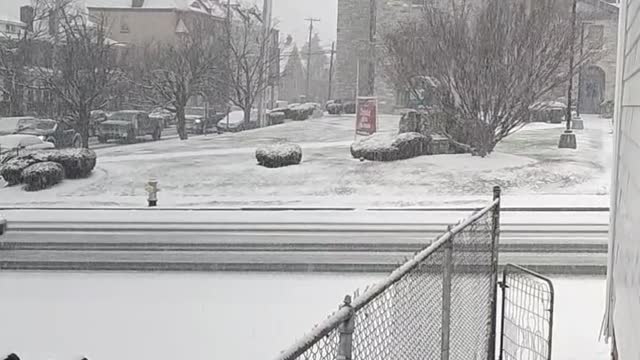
[0,158,36,185]
[256,142,302,168]
[22,162,64,191]
[350,133,399,161]
[327,102,343,115]
[267,111,286,125]
[392,132,432,159]
[351,132,431,161]
[30,148,97,179]
[343,101,356,114]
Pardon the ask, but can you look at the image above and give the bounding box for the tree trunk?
[78,110,91,148]
[176,105,188,140]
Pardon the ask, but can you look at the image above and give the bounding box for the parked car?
[149,108,175,128]
[0,134,55,162]
[14,118,82,148]
[185,107,225,134]
[90,110,108,137]
[97,110,162,144]
[217,109,258,133]
[0,116,34,136]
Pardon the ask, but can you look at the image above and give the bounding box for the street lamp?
[559,0,578,149]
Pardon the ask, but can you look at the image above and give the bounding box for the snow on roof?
[87,0,225,17]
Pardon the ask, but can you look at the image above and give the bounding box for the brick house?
[335,0,619,113]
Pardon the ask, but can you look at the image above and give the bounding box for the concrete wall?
[607,0,640,357]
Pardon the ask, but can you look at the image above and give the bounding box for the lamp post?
[559,0,578,149]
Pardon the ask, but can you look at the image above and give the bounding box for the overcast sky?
[249,0,337,48]
[1,0,338,48]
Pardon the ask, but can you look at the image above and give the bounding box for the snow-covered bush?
[327,102,343,115]
[256,142,302,168]
[289,103,319,121]
[392,132,432,159]
[267,111,286,125]
[350,133,399,161]
[350,132,431,161]
[22,162,64,191]
[0,158,36,185]
[30,148,97,179]
[343,101,356,114]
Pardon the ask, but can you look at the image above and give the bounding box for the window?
[120,15,130,33]
[586,24,604,50]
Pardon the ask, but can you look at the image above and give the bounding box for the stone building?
[335,0,619,113]
[279,35,306,103]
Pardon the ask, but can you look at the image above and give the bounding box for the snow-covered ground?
[0,272,608,360]
[0,114,612,208]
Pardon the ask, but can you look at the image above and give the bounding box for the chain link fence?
[275,187,501,360]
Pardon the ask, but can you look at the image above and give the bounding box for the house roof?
[87,0,225,17]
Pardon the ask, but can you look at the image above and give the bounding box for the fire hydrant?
[145,179,159,207]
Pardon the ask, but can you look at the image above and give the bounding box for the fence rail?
[499,264,554,360]
[275,187,502,360]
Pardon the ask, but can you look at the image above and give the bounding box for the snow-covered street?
[0,114,612,208]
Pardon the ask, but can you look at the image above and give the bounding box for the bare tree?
[223,5,279,126]
[131,17,224,140]
[382,0,596,156]
[0,0,54,116]
[38,3,119,148]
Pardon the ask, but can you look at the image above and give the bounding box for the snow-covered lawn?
[0,114,612,207]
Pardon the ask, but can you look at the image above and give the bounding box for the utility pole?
[225,0,232,130]
[257,0,273,127]
[305,17,320,100]
[327,41,336,101]
[367,0,376,96]
[559,0,578,149]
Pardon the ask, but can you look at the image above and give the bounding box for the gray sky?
[0,0,338,48]
[249,0,337,48]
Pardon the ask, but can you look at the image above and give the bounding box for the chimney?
[132,0,145,8]
[20,6,34,32]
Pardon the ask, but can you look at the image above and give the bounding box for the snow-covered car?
[97,110,162,144]
[0,116,33,136]
[149,108,175,128]
[0,134,55,162]
[14,118,82,148]
[216,109,258,133]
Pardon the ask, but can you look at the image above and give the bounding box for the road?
[87,125,218,150]
[0,208,608,274]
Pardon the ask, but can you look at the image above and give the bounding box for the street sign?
[355,97,378,135]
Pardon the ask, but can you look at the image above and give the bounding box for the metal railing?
[275,187,501,360]
[499,264,554,360]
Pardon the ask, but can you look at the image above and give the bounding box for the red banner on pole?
[355,97,378,135]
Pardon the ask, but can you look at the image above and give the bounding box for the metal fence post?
[488,186,502,360]
[441,227,454,360]
[336,295,355,360]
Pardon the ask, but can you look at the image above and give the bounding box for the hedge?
[0,158,37,185]
[256,142,302,168]
[351,132,431,161]
[22,162,65,191]
[30,148,97,179]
